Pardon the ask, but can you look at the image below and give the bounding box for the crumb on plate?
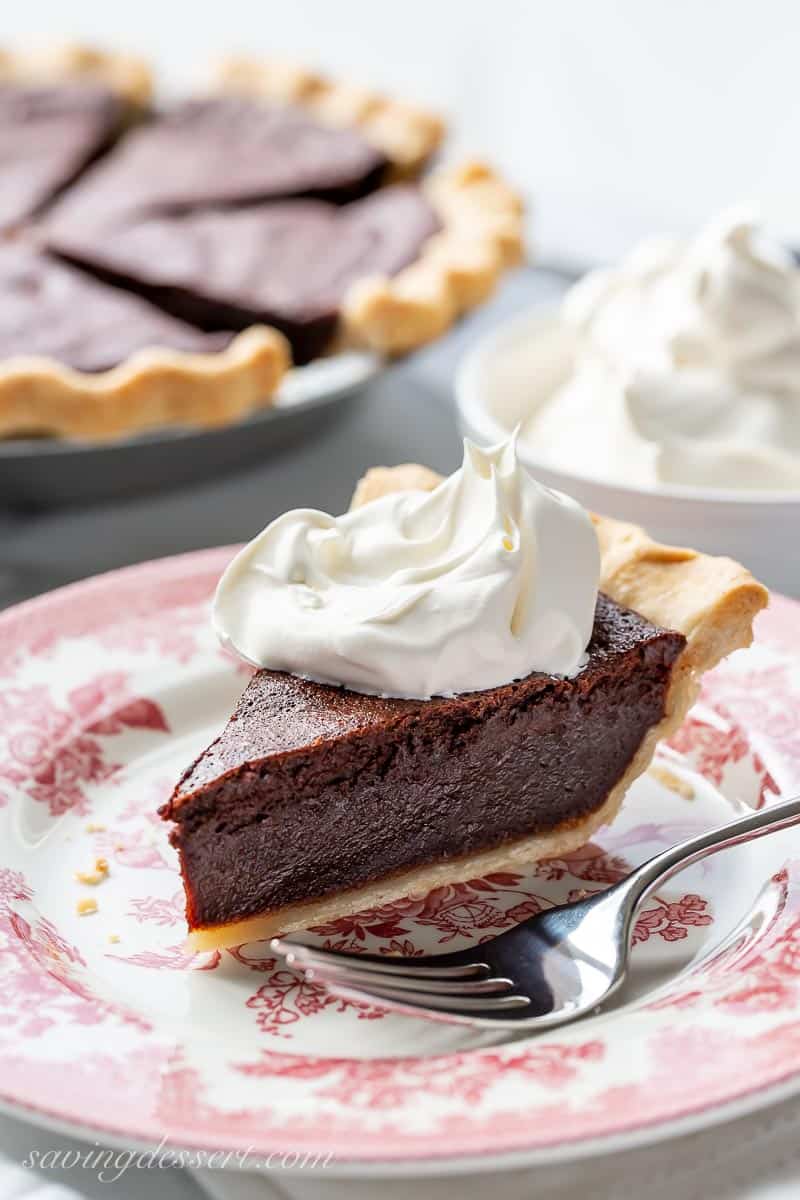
[75,857,110,886]
[649,764,695,801]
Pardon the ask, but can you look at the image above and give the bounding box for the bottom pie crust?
[186,465,767,952]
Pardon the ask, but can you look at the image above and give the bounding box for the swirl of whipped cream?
[214,437,600,699]
[523,211,800,490]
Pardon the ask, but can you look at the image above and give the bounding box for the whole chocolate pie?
[0,44,523,440]
[161,460,767,951]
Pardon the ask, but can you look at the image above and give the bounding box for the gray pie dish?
[0,351,381,509]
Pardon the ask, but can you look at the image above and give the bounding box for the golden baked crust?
[186,464,767,950]
[0,326,290,441]
[350,462,444,507]
[0,42,153,108]
[213,54,445,175]
[342,160,525,355]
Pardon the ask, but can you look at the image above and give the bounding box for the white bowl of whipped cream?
[457,210,800,595]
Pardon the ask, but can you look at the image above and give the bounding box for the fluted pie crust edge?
[341,160,525,355]
[0,327,290,441]
[186,464,768,950]
[213,54,445,175]
[0,41,153,108]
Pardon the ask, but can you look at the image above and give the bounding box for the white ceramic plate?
[1,550,800,1175]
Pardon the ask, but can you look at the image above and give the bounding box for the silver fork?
[272,793,800,1029]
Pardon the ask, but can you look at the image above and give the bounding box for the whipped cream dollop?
[214,438,600,699]
[523,211,800,490]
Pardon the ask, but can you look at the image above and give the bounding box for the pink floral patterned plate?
[1,549,800,1175]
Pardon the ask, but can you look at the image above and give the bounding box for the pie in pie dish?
[0,44,523,440]
[160,449,768,952]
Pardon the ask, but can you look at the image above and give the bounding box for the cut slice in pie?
[43,93,392,225]
[45,166,523,364]
[0,43,151,231]
[46,184,444,365]
[0,243,288,440]
[161,465,768,951]
[45,153,522,364]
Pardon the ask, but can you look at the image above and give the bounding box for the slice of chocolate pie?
[44,94,391,228]
[0,243,288,440]
[0,82,125,231]
[47,185,442,365]
[0,43,151,229]
[161,443,767,951]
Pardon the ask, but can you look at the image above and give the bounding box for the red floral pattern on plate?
[0,673,168,815]
[98,606,205,664]
[632,894,713,944]
[668,703,780,808]
[127,892,185,927]
[308,868,713,954]
[0,879,150,1042]
[237,1040,605,1107]
[245,960,386,1036]
[108,943,221,972]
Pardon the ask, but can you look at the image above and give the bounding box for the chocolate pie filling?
[162,594,685,932]
[48,184,441,364]
[0,242,231,373]
[45,95,389,226]
[0,82,126,230]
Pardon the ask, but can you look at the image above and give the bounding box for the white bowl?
[456,306,800,596]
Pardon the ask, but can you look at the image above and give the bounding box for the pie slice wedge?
[0,43,151,230]
[161,465,768,952]
[0,243,288,439]
[44,93,391,234]
[46,185,443,365]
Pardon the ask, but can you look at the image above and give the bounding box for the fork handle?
[621,792,800,913]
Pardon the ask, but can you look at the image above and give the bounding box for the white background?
[4,0,798,266]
